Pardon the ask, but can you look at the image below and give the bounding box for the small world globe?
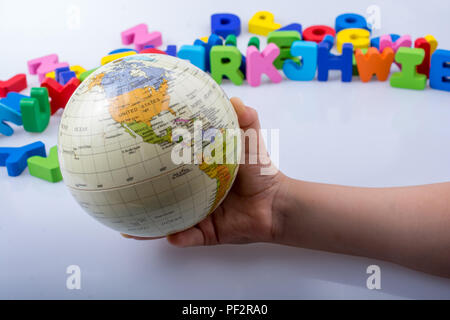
[58,54,241,237]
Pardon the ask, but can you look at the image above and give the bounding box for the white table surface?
[1,0,450,299]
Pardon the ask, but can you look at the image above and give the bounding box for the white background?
[1,0,450,299]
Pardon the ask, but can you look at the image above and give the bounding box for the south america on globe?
[58,54,241,237]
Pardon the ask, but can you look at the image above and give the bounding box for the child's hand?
[122,98,450,278]
[122,97,287,246]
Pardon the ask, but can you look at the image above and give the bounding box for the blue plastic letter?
[178,45,206,70]
[211,13,241,38]
[193,34,223,72]
[283,41,318,81]
[0,141,46,176]
[335,13,370,33]
[108,48,138,55]
[165,45,177,57]
[277,23,303,34]
[0,93,27,136]
[430,49,450,92]
[318,41,353,82]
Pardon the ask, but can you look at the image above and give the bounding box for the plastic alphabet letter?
[193,34,223,72]
[27,145,63,183]
[54,67,76,85]
[277,23,302,34]
[248,37,260,50]
[0,105,22,136]
[45,65,86,81]
[415,38,431,78]
[211,13,241,37]
[121,24,163,51]
[0,141,46,177]
[101,51,137,65]
[283,41,318,81]
[379,34,412,53]
[139,48,167,54]
[248,11,281,36]
[430,49,450,92]
[20,87,51,132]
[335,13,370,33]
[41,77,80,114]
[267,31,302,69]
[322,35,335,47]
[59,70,77,85]
[302,25,336,43]
[355,47,395,82]
[352,48,367,76]
[390,47,427,90]
[425,35,438,55]
[380,34,412,68]
[79,68,98,82]
[370,34,400,49]
[210,46,244,85]
[336,28,370,53]
[27,54,69,82]
[0,93,27,136]
[0,74,27,98]
[0,93,27,113]
[246,43,283,87]
[318,41,353,82]
[224,35,247,78]
[225,34,237,47]
[55,67,70,82]
[108,48,138,55]
[68,65,87,79]
[178,45,206,70]
[165,45,177,57]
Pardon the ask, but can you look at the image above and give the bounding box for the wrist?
[270,174,298,244]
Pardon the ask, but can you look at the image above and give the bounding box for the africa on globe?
[58,54,241,237]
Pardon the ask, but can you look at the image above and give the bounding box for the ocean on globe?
[58,54,241,237]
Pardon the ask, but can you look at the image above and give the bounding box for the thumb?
[230,97,260,131]
[230,97,268,161]
[167,227,205,247]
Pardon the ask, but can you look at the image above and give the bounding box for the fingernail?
[234,97,244,105]
[121,233,132,239]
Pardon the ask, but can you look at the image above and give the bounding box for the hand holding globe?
[58,54,450,278]
[58,54,281,238]
[124,97,286,246]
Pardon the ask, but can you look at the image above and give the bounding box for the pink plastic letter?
[380,35,412,68]
[27,54,69,82]
[379,34,412,53]
[121,24,163,51]
[246,43,282,87]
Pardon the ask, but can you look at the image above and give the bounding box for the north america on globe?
[58,54,241,237]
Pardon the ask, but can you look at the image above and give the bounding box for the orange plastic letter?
[355,47,395,82]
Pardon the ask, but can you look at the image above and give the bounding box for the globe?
[58,54,241,237]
